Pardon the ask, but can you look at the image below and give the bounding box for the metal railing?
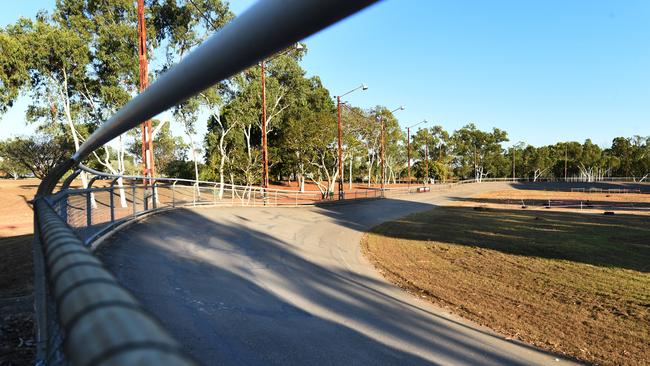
[52,164,388,246]
[31,0,380,365]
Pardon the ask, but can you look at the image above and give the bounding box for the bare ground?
[0,179,36,365]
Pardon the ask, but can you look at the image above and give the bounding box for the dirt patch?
[0,234,35,365]
[363,206,650,366]
[0,179,39,365]
[460,189,650,216]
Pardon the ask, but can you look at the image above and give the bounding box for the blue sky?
[2,0,649,147]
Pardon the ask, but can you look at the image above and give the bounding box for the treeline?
[0,1,648,189]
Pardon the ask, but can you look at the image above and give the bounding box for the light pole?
[261,43,304,189]
[406,119,427,189]
[379,105,405,195]
[336,84,368,199]
[137,0,155,185]
[424,132,429,185]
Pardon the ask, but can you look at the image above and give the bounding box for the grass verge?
[363,206,650,366]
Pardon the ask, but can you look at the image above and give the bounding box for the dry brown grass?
[363,205,650,366]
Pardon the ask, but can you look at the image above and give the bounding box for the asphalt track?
[98,182,581,366]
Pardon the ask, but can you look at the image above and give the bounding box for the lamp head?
[399,105,405,110]
[361,84,368,91]
[295,43,304,50]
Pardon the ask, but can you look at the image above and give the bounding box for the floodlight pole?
[380,105,404,195]
[337,95,343,199]
[407,126,410,187]
[512,146,516,182]
[379,115,385,193]
[336,84,367,199]
[261,60,268,188]
[137,0,155,185]
[425,138,429,185]
[406,119,427,189]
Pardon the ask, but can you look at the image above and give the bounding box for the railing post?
[132,183,137,217]
[109,187,115,224]
[86,190,92,228]
[213,184,218,204]
[172,180,177,208]
[152,182,158,209]
[193,183,197,207]
[143,186,148,211]
[61,194,68,224]
[109,178,118,224]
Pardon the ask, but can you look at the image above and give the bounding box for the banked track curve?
[96,182,579,366]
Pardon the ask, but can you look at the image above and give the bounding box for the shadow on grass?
[373,205,650,273]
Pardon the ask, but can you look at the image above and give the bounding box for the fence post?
[61,194,68,224]
[109,187,115,224]
[172,181,177,208]
[109,178,119,224]
[145,186,149,211]
[152,182,157,209]
[132,183,137,217]
[86,190,92,227]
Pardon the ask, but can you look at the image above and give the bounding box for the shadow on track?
[97,197,567,366]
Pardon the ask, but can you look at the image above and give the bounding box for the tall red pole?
[261,61,269,189]
[380,115,385,194]
[425,140,429,185]
[407,127,411,189]
[337,96,344,199]
[137,0,154,183]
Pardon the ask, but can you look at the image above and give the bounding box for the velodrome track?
[96,182,581,365]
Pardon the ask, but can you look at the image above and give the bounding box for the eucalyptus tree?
[451,123,508,181]
[129,119,187,176]
[217,71,263,186]
[374,107,405,184]
[276,76,335,191]
[0,135,74,179]
[520,145,553,181]
[1,15,92,185]
[340,106,369,188]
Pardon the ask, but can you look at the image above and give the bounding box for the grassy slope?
[363,207,650,366]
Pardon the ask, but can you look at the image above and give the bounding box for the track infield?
[363,204,650,366]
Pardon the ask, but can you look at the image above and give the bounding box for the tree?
[0,141,30,179]
[0,135,73,179]
[276,76,335,192]
[451,123,508,182]
[129,120,187,176]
